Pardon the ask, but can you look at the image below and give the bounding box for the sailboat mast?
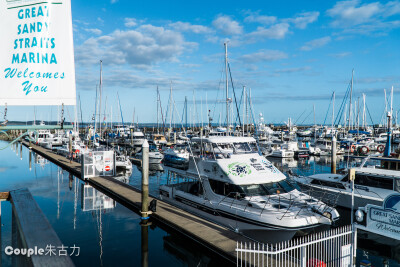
[349,69,354,130]
[225,42,229,135]
[362,94,366,129]
[185,96,188,131]
[243,86,245,136]
[332,91,335,133]
[157,86,159,133]
[99,60,103,137]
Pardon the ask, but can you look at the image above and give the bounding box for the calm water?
[0,141,399,266]
[0,141,230,266]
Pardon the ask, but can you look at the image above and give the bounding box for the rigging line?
[234,88,244,126]
[158,89,166,136]
[294,108,307,125]
[300,109,314,125]
[323,92,334,125]
[334,82,351,125]
[227,62,242,126]
[365,103,375,126]
[212,59,225,122]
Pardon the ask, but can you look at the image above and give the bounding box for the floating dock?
[21,141,265,264]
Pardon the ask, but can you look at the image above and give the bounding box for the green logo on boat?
[227,162,251,177]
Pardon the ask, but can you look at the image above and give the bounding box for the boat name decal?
[261,160,278,173]
[250,163,265,171]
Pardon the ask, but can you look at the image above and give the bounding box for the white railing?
[81,150,116,179]
[236,225,353,267]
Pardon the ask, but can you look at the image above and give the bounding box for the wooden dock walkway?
[21,141,258,264]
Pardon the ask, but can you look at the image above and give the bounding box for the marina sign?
[0,0,76,106]
[356,194,400,240]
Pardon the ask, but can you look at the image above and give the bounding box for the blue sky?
[7,0,400,125]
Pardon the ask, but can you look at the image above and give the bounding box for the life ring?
[377,145,385,153]
[360,146,369,154]
[350,145,356,153]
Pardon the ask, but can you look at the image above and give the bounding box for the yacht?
[159,136,339,243]
[134,144,164,164]
[163,144,190,169]
[291,158,400,209]
[115,153,133,172]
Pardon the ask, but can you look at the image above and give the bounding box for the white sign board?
[357,194,400,240]
[0,0,76,106]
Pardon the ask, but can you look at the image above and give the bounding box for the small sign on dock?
[356,193,400,240]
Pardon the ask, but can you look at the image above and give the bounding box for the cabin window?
[395,179,400,193]
[311,179,346,189]
[233,142,252,153]
[188,182,203,196]
[354,174,393,190]
[249,142,258,152]
[209,179,244,198]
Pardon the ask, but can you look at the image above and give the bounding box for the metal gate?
[236,225,353,267]
[81,150,116,179]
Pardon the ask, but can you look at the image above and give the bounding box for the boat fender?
[360,146,369,154]
[350,145,356,153]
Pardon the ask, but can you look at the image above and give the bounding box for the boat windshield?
[238,180,298,196]
[214,142,257,155]
[149,145,159,152]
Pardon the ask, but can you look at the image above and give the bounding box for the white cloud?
[124,18,137,27]
[246,23,290,41]
[275,66,311,73]
[110,0,118,3]
[84,28,102,35]
[238,49,288,63]
[327,0,381,26]
[286,11,319,29]
[75,25,195,68]
[327,0,400,35]
[169,21,213,34]
[244,11,277,25]
[300,36,331,51]
[212,15,243,35]
[330,52,351,58]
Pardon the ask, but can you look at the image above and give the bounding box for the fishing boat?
[160,135,340,243]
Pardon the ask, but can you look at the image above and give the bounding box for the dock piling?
[331,136,337,174]
[141,140,150,221]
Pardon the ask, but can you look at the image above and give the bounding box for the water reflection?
[80,184,116,211]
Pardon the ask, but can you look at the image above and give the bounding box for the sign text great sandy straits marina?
[0,0,76,106]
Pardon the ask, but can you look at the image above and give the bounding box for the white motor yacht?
[134,144,164,164]
[291,163,400,209]
[160,136,339,243]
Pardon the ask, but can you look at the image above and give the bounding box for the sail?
[0,0,76,106]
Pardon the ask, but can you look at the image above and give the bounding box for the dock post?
[331,136,337,174]
[141,222,149,267]
[141,140,150,221]
[29,149,32,171]
[174,131,176,144]
[69,134,72,163]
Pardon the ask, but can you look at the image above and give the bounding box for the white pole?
[225,42,229,135]
[243,86,246,136]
